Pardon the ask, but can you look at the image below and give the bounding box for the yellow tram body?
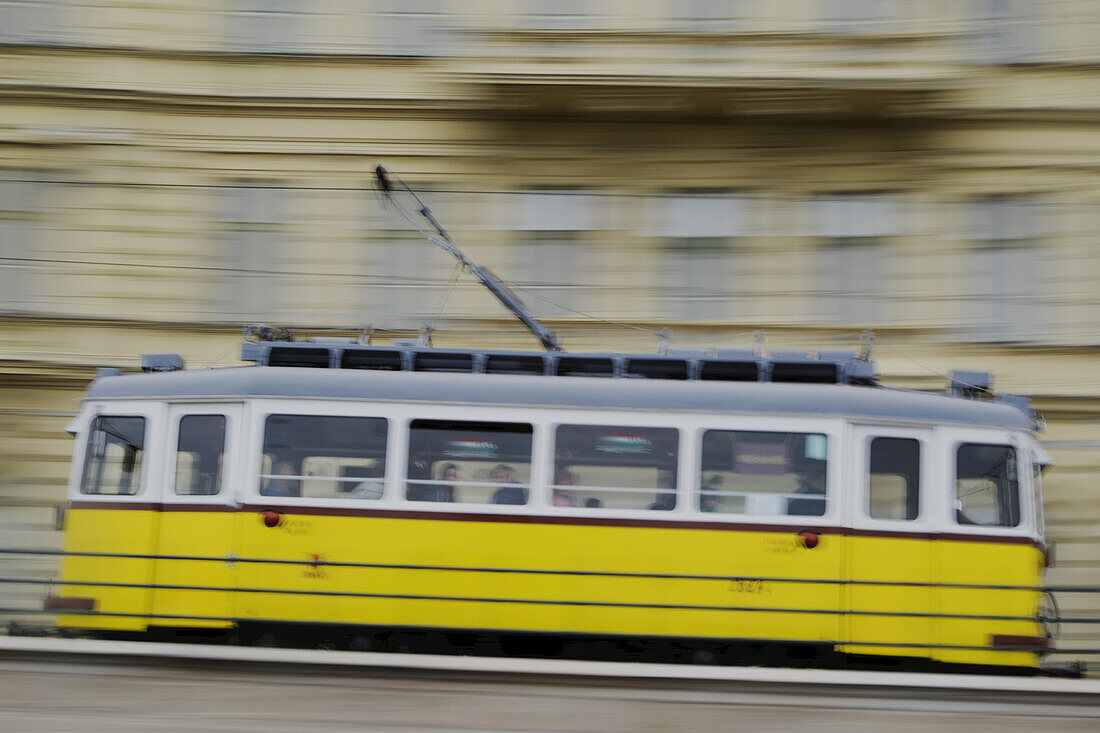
[60,509,1043,668]
[56,349,1049,671]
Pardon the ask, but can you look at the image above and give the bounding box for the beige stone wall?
[2,1,1100,669]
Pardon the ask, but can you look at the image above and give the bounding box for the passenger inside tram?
[264,460,302,497]
[408,462,457,502]
[786,462,827,517]
[349,462,386,500]
[489,464,526,505]
[552,468,578,507]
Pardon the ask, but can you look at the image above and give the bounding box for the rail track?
[2,636,1099,732]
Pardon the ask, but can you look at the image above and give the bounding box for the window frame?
[72,402,163,502]
[164,404,243,505]
[404,416,537,508]
[692,417,843,525]
[548,421,683,513]
[953,441,1023,530]
[853,427,929,526]
[695,426,832,520]
[937,427,1035,538]
[79,415,148,497]
[247,401,395,506]
[259,413,391,502]
[241,400,859,527]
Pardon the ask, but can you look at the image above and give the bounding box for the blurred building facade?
[3,1,1100,659]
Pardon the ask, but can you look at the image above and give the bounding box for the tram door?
[841,426,933,658]
[150,404,242,629]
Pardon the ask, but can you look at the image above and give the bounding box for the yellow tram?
[52,340,1051,671]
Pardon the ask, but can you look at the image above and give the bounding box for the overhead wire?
[511,286,661,336]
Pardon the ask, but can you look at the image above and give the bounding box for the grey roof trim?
[84,366,1037,431]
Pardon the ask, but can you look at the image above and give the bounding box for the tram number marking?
[763,536,801,554]
[278,518,315,536]
[727,579,769,594]
[303,553,328,579]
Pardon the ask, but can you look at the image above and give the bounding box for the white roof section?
[85,366,1037,431]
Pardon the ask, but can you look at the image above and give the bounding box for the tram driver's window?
[955,443,1020,527]
[552,425,679,510]
[699,430,828,517]
[406,419,533,505]
[80,416,146,496]
[868,437,920,521]
[174,415,226,496]
[260,414,388,499]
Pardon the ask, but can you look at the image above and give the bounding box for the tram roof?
[85,366,1036,431]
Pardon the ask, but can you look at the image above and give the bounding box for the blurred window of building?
[966,196,1043,342]
[970,0,1039,64]
[667,0,742,31]
[225,0,309,53]
[361,184,457,326]
[519,0,598,30]
[658,193,745,322]
[511,190,599,319]
[818,0,895,34]
[0,0,65,45]
[218,184,287,323]
[371,0,450,56]
[363,228,447,325]
[815,194,897,325]
[0,171,48,313]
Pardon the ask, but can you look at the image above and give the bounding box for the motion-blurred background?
[2,0,1100,665]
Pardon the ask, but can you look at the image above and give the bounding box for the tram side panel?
[840,428,934,661]
[932,437,1044,668]
[147,407,241,630]
[233,408,844,646]
[933,540,1043,668]
[234,510,843,647]
[149,506,237,630]
[58,410,162,632]
[59,506,160,632]
[841,534,933,661]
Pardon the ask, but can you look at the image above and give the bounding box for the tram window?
[406,420,533,505]
[260,415,388,499]
[699,430,828,517]
[867,437,920,521]
[955,443,1020,527]
[552,425,679,510]
[174,415,226,496]
[80,416,146,496]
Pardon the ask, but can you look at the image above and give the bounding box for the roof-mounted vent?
[142,354,185,373]
[699,359,760,382]
[950,370,992,399]
[485,353,547,376]
[237,338,880,387]
[413,351,477,373]
[625,357,690,380]
[267,346,330,368]
[770,351,837,384]
[701,348,761,382]
[340,348,403,371]
[556,356,618,378]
